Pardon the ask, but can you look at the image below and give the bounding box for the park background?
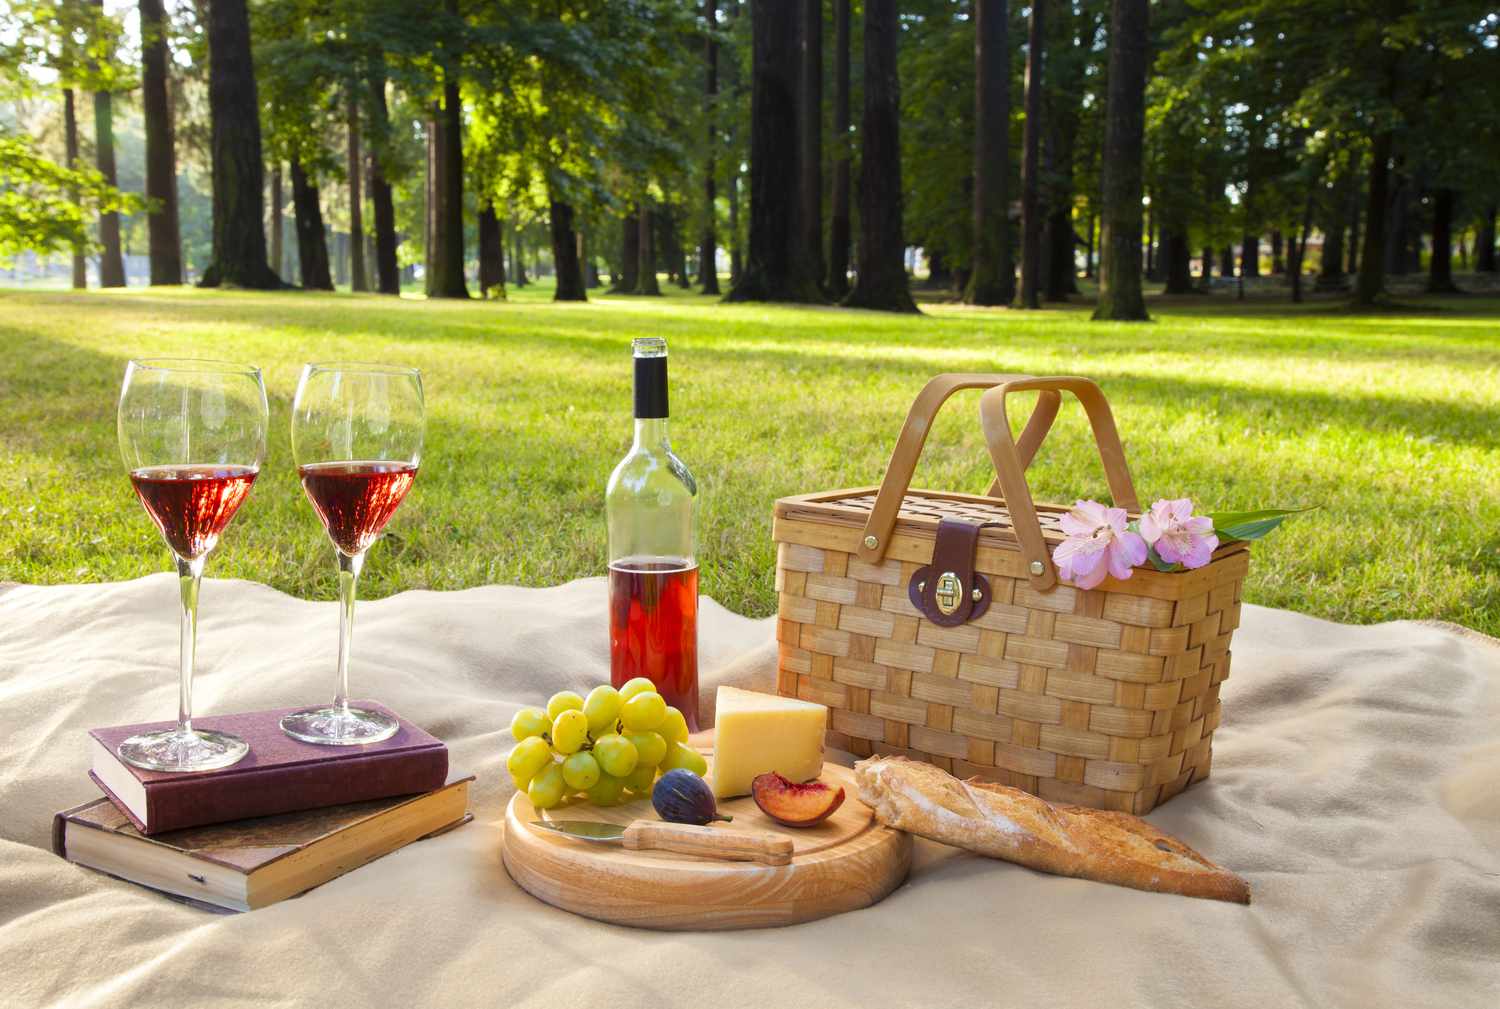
[1,0,1497,635]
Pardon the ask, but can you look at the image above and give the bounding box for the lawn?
[2,281,1497,635]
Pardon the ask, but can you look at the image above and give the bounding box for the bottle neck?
[632,417,671,450]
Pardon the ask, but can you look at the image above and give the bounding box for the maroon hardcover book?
[87,701,448,835]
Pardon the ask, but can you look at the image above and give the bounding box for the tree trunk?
[550,198,586,301]
[636,205,662,295]
[1017,0,1045,309]
[200,0,279,288]
[479,202,506,298]
[825,0,852,297]
[270,165,283,276]
[1240,232,1259,278]
[1477,205,1497,273]
[346,91,368,292]
[1384,170,1408,275]
[1091,0,1149,321]
[699,0,721,294]
[93,90,125,286]
[964,0,1013,305]
[610,211,639,292]
[1143,202,1155,280]
[1317,171,1346,291]
[843,0,917,312]
[424,106,437,282]
[1042,15,1081,304]
[427,70,469,298]
[925,249,953,289]
[63,88,86,288]
[1354,129,1391,306]
[513,220,529,286]
[1427,187,1459,294]
[1199,245,1212,287]
[667,208,690,288]
[1220,246,1235,278]
[1162,231,1194,294]
[1084,205,1095,278]
[1270,229,1284,275]
[725,0,824,303]
[799,0,824,289]
[140,0,182,285]
[1289,174,1317,303]
[289,156,333,290]
[367,60,399,294]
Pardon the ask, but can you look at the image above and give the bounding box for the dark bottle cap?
[633,337,669,419]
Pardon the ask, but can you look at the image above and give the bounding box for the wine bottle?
[606,337,700,731]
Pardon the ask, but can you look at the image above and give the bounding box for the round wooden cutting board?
[502,759,911,930]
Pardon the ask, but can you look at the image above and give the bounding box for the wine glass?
[281,363,424,745]
[116,359,268,771]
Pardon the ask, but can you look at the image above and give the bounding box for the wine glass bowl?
[281,363,424,746]
[117,358,268,772]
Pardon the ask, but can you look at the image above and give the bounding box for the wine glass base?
[117,728,250,772]
[280,706,399,746]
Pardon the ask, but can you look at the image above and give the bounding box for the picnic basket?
[772,374,1249,815]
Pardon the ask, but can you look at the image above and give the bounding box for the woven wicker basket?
[772,374,1249,815]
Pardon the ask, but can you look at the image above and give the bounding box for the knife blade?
[533,818,793,866]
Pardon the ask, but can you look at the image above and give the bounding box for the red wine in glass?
[298,461,418,556]
[609,558,700,730]
[129,465,259,560]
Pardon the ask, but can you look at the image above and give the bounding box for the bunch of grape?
[507,677,708,810]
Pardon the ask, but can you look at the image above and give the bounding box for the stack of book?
[53,702,471,911]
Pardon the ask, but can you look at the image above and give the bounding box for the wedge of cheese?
[712,687,827,798]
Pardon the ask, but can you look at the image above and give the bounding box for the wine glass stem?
[334,550,365,713]
[175,554,205,736]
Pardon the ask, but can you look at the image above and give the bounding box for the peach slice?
[751,772,846,827]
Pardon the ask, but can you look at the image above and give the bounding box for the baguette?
[854,756,1250,904]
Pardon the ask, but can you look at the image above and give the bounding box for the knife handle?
[623,820,793,866]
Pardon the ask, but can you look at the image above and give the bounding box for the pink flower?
[1139,498,1219,569]
[1052,500,1147,590]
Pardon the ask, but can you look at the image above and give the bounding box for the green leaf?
[1208,507,1315,543]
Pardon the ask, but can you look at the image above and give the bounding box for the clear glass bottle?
[606,337,700,730]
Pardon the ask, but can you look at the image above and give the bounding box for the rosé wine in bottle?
[606,338,700,730]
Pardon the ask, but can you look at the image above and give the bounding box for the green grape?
[626,730,667,769]
[545,690,585,720]
[507,736,553,782]
[510,771,532,792]
[620,691,667,732]
[527,762,566,810]
[618,677,658,701]
[659,706,690,745]
[660,743,709,777]
[592,733,640,778]
[551,709,589,755]
[562,751,601,791]
[509,707,550,741]
[583,685,623,734]
[624,765,657,794]
[585,773,627,806]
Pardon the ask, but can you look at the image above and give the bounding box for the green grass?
[2,280,1497,635]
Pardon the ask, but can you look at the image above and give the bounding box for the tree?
[635,205,661,295]
[346,91,369,292]
[844,0,917,312]
[0,132,139,259]
[964,0,1012,306]
[798,0,823,290]
[699,0,721,295]
[551,198,586,299]
[478,202,506,298]
[200,0,281,289]
[89,0,124,287]
[139,0,182,285]
[366,54,400,294]
[426,67,468,298]
[1017,0,1046,309]
[63,89,85,288]
[826,0,852,297]
[1426,187,1458,294]
[289,156,333,289]
[725,0,824,303]
[610,211,640,292]
[1092,0,1149,322]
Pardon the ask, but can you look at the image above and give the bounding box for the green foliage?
[0,131,141,259]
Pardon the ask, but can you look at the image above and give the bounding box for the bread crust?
[854,756,1250,904]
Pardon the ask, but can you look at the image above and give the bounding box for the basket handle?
[978,377,1140,591]
[856,374,1062,564]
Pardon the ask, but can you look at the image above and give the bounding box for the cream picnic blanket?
[0,575,1496,1008]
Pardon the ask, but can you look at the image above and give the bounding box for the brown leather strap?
[908,519,993,626]
[858,374,1061,564]
[978,377,1139,592]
